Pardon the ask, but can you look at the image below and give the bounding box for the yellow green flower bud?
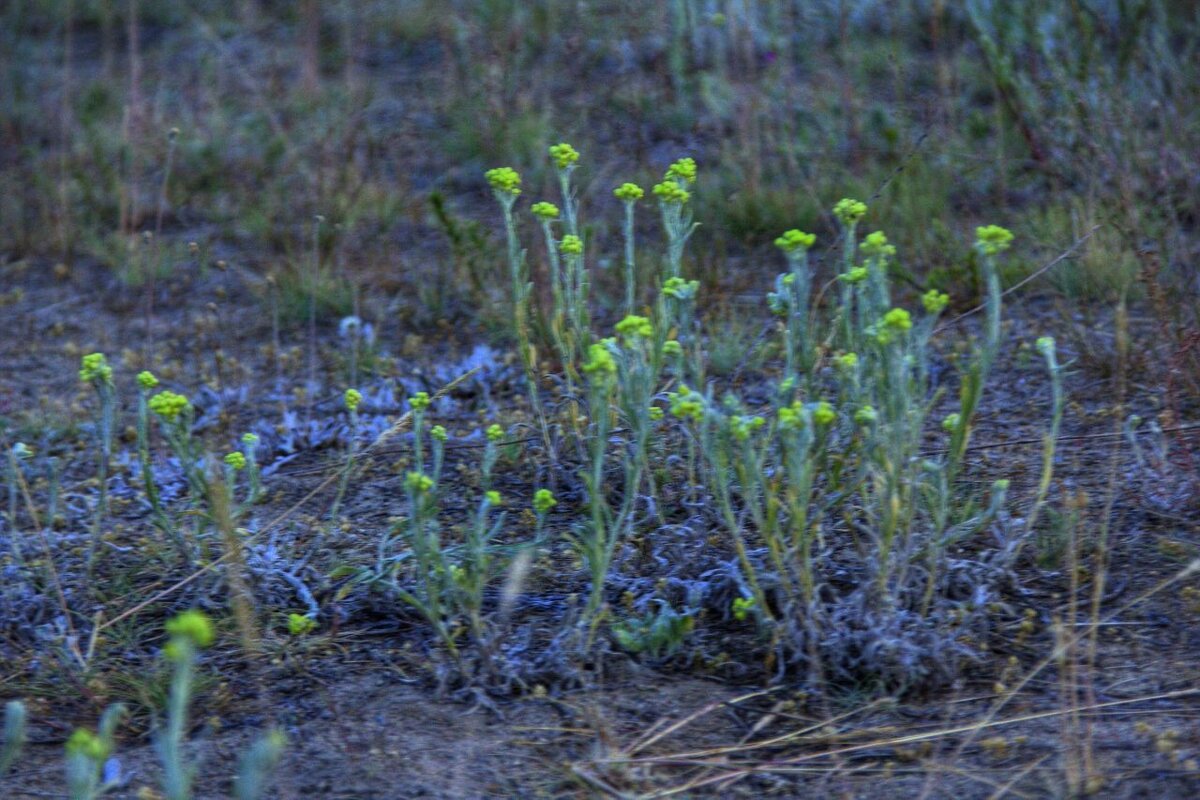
[615,314,653,340]
[942,413,961,432]
[405,471,433,493]
[975,225,1014,255]
[836,352,859,371]
[582,342,616,379]
[854,405,877,425]
[922,289,950,314]
[839,266,868,284]
[430,425,447,442]
[613,182,644,202]
[531,201,559,219]
[166,610,215,648]
[484,167,521,195]
[287,613,317,636]
[344,388,363,412]
[549,142,580,169]
[66,728,110,762]
[732,596,755,621]
[560,234,583,255]
[860,230,896,259]
[224,451,246,470]
[833,198,867,226]
[649,406,664,421]
[882,308,913,332]
[485,490,502,506]
[662,277,699,300]
[137,370,159,390]
[79,352,113,385]
[533,488,557,514]
[652,180,690,204]
[812,400,836,426]
[486,423,504,442]
[665,157,697,183]
[148,390,190,422]
[774,229,816,253]
[408,391,430,411]
[662,340,683,357]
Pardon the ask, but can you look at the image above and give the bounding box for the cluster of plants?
[456,145,1068,691]
[2,611,283,799]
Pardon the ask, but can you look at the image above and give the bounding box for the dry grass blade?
[591,689,1198,797]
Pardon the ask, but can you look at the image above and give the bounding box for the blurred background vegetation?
[1,0,1197,362]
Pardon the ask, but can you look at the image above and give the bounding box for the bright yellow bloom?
[833,198,867,226]
[549,142,580,169]
[484,167,521,195]
[775,229,816,253]
[614,182,644,202]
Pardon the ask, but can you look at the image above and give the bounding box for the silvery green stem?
[161,642,196,800]
[622,200,637,314]
[1026,338,1064,537]
[840,222,858,349]
[1,701,25,775]
[233,730,286,800]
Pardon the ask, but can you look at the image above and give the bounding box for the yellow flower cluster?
[224,451,246,470]
[408,391,430,411]
[345,388,363,412]
[854,405,877,425]
[730,415,766,441]
[79,352,113,385]
[613,182,644,202]
[582,341,617,378]
[560,234,583,255]
[839,266,868,284]
[883,308,913,331]
[166,610,215,647]
[405,471,434,493]
[652,180,690,204]
[531,201,559,219]
[288,613,317,636]
[860,230,896,259]
[549,142,580,169]
[975,225,1014,255]
[669,386,704,422]
[665,157,697,183]
[484,167,521,195]
[533,488,557,514]
[774,229,816,253]
[662,277,699,300]
[615,314,653,340]
[148,390,190,421]
[137,370,159,390]
[833,198,867,226]
[922,290,950,314]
